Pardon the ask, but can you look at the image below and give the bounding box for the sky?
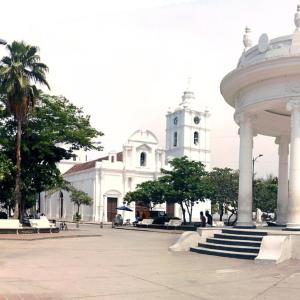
[0,0,298,177]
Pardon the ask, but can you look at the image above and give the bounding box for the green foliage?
[73,212,81,222]
[0,153,13,182]
[0,93,102,211]
[69,186,92,214]
[124,179,166,209]
[206,168,239,221]
[0,41,50,121]
[253,175,278,212]
[0,40,50,219]
[161,156,210,223]
[124,157,210,223]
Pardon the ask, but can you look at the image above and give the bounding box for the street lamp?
[0,39,7,45]
[252,154,263,180]
[252,154,263,209]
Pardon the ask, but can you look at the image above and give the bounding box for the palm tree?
[0,41,50,220]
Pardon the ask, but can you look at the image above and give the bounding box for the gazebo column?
[275,136,289,226]
[235,112,255,228]
[286,100,300,229]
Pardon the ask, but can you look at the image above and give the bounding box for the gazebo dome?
[238,34,295,69]
[220,6,300,138]
[238,5,300,69]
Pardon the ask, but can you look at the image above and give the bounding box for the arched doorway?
[104,190,121,222]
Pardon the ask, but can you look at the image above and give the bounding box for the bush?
[73,212,81,222]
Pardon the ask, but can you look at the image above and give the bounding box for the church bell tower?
[165,85,211,170]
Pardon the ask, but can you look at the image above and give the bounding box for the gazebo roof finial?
[295,4,300,30]
[243,26,252,50]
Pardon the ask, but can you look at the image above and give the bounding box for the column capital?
[275,135,290,145]
[234,112,256,125]
[287,99,300,112]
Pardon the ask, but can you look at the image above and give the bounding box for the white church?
[40,87,211,223]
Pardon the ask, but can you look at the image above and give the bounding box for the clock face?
[194,116,200,124]
[173,117,178,125]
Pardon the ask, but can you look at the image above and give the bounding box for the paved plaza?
[0,224,300,299]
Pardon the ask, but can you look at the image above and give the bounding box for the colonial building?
[40,87,211,222]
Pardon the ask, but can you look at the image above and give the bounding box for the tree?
[0,93,102,214]
[253,175,277,213]
[69,186,92,221]
[161,156,210,224]
[124,179,166,210]
[0,41,50,219]
[207,168,239,222]
[0,153,13,182]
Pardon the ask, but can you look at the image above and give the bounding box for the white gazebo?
[220,5,300,230]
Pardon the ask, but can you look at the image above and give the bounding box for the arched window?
[140,152,146,166]
[194,131,199,145]
[173,132,178,147]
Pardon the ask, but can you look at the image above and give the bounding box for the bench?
[165,219,182,226]
[136,218,154,228]
[163,219,183,230]
[29,217,58,233]
[0,219,23,234]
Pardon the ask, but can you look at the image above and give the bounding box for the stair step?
[207,237,261,247]
[199,242,260,253]
[222,229,268,236]
[214,233,263,241]
[190,246,257,260]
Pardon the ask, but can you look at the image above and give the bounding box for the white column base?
[235,222,256,228]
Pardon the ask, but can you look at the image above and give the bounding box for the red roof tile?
[64,152,123,175]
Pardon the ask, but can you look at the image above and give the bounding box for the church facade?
[40,88,211,222]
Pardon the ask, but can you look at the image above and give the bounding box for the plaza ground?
[0,224,299,299]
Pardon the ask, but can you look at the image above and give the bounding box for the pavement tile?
[19,294,39,300]
[254,287,300,300]
[5,295,22,300]
[0,225,300,300]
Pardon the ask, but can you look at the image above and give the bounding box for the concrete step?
[190,246,257,260]
[207,237,261,247]
[214,233,263,241]
[222,229,268,236]
[199,242,260,254]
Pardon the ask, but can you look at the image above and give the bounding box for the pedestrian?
[205,210,213,226]
[200,211,206,227]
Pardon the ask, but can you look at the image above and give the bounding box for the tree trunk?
[38,192,41,213]
[14,119,22,220]
[77,204,80,214]
[185,201,192,223]
[189,204,193,223]
[180,203,186,224]
[219,202,224,221]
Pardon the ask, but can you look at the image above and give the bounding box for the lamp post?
[252,154,263,181]
[253,154,263,210]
